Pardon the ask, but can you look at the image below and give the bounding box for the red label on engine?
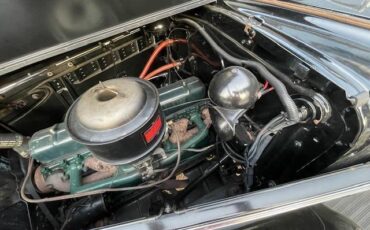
[144,116,162,143]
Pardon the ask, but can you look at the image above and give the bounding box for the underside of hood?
[0,0,214,75]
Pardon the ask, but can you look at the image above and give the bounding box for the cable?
[143,62,182,80]
[139,39,187,78]
[233,114,290,191]
[221,142,245,163]
[248,115,285,156]
[175,18,300,123]
[223,142,245,160]
[201,6,317,98]
[243,115,262,131]
[147,72,168,81]
[20,125,182,203]
[166,28,220,68]
[182,144,215,153]
[247,114,297,166]
[260,87,275,96]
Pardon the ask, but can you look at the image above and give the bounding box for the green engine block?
[29,77,208,194]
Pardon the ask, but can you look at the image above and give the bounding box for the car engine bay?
[0,4,363,229]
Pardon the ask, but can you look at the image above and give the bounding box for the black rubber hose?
[242,60,300,122]
[183,14,316,98]
[175,18,300,122]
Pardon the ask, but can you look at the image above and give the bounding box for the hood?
[0,0,214,75]
[286,0,370,19]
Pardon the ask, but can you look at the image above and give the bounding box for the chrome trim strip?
[104,163,370,230]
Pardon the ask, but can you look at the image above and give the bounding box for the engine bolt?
[32,93,42,100]
[294,140,302,148]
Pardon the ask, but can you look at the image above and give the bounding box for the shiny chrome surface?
[208,66,259,109]
[222,1,370,102]
[214,2,370,170]
[66,77,160,144]
[286,0,370,19]
[75,79,145,130]
[210,107,246,141]
[104,162,370,230]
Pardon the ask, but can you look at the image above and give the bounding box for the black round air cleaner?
[66,77,165,165]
